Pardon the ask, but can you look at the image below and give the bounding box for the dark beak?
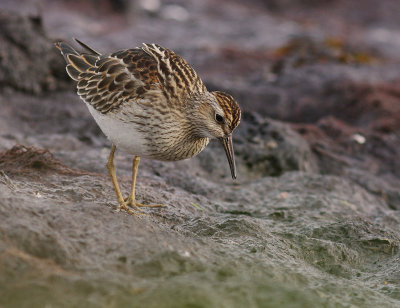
[219,134,237,180]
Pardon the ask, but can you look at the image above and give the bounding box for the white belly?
[86,104,148,156]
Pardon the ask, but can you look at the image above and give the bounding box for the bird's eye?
[215,114,224,123]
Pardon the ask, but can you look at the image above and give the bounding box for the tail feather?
[55,40,100,81]
[55,41,79,60]
[80,54,98,66]
[66,64,80,80]
[74,38,101,56]
[67,54,91,72]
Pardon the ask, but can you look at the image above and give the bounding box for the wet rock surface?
[0,1,399,307]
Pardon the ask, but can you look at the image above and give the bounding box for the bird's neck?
[150,132,209,161]
[184,92,216,139]
[144,107,210,161]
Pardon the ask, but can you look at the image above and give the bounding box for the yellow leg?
[106,145,124,204]
[106,146,163,214]
[106,145,137,215]
[125,156,163,208]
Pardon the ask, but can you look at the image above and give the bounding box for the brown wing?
[77,48,166,114]
[141,43,207,100]
[56,41,206,114]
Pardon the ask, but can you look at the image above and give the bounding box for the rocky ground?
[0,0,399,307]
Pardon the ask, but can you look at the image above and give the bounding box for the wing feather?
[56,40,206,114]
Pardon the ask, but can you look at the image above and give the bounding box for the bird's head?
[190,91,241,179]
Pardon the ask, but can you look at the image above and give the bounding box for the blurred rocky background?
[0,0,399,307]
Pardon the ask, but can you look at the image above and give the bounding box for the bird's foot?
[136,202,164,208]
[116,201,146,215]
[116,196,164,215]
[124,196,164,208]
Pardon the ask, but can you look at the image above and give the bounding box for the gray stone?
[0,2,400,307]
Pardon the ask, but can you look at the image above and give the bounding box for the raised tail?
[55,40,100,81]
[73,38,101,56]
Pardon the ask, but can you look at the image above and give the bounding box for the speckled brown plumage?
[56,42,208,114]
[55,39,241,213]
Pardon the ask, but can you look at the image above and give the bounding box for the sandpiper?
[56,39,241,214]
